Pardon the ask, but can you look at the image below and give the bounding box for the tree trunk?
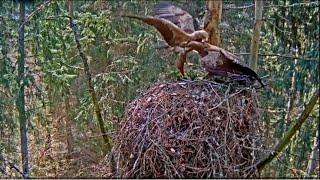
[45,81,53,160]
[0,151,6,175]
[249,0,264,71]
[306,129,319,177]
[67,0,111,153]
[204,0,222,46]
[284,59,298,123]
[17,1,29,178]
[64,88,74,158]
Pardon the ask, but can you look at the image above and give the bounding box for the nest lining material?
[113,80,265,178]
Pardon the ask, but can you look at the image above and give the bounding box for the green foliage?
[0,1,20,163]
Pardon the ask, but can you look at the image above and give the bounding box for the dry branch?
[235,53,319,61]
[67,0,111,152]
[18,0,53,30]
[223,1,318,10]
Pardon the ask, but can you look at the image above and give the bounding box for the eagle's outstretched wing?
[154,1,195,34]
[122,2,208,76]
[122,15,191,47]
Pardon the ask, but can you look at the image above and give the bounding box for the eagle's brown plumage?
[123,15,198,47]
[185,41,265,87]
[123,2,208,76]
[154,1,195,34]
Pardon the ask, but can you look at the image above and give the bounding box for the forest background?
[0,0,319,178]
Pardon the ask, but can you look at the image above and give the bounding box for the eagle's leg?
[175,47,194,76]
[175,51,187,76]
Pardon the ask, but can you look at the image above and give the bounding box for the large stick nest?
[113,80,265,178]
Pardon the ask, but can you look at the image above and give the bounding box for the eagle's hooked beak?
[203,36,209,42]
[202,31,209,43]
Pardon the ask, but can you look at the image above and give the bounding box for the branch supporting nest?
[113,80,265,178]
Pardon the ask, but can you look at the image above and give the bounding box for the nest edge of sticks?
[113,80,265,178]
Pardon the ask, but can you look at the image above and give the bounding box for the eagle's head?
[185,41,209,57]
[191,30,209,42]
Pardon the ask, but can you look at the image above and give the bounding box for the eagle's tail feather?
[234,65,265,88]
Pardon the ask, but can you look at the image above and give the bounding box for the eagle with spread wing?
[184,41,265,87]
[123,1,207,75]
[123,2,264,87]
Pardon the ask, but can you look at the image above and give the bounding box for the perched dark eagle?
[184,41,265,87]
[122,2,208,75]
[153,1,198,34]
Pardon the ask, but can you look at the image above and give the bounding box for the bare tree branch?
[0,154,24,177]
[8,161,24,177]
[223,4,254,10]
[67,0,112,153]
[18,0,53,30]
[265,1,319,8]
[224,1,318,10]
[235,53,319,61]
